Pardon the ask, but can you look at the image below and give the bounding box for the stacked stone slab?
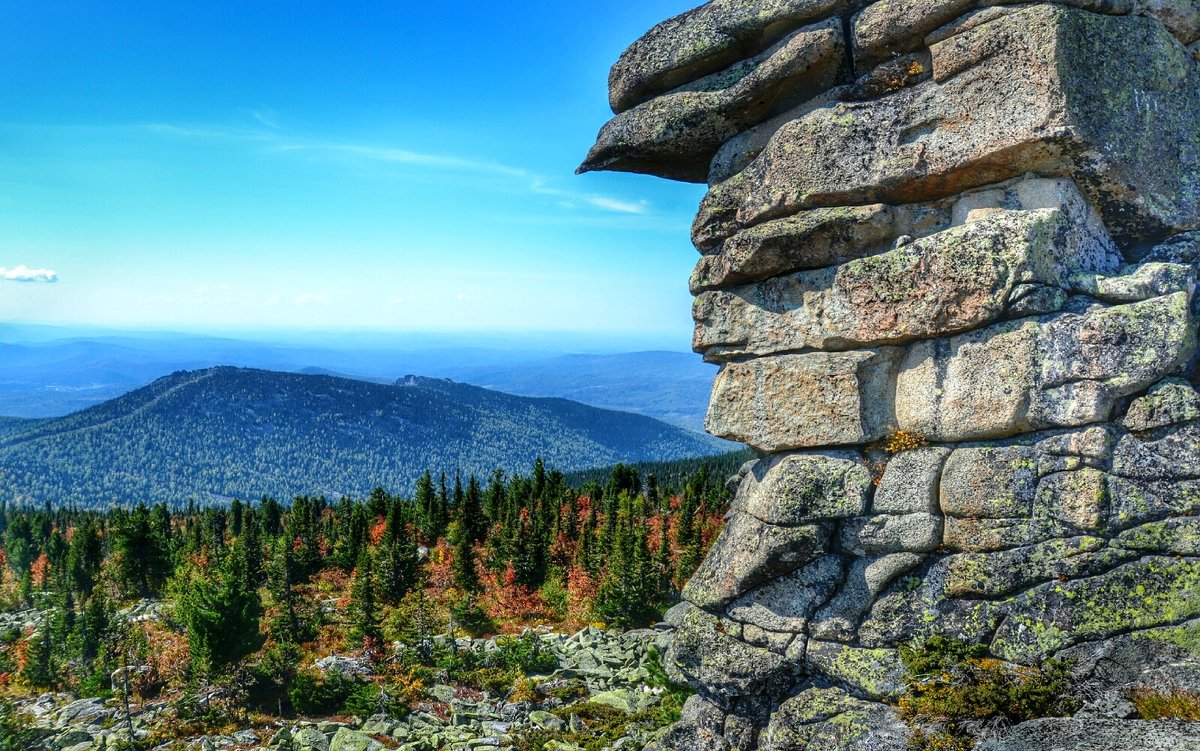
[582,2,1200,750]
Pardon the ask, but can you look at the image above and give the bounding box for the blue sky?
[0,0,704,343]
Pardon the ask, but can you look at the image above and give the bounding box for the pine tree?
[380,502,418,604]
[21,626,56,688]
[285,496,322,581]
[367,487,390,519]
[71,592,111,676]
[462,475,486,544]
[242,511,264,587]
[449,520,479,592]
[267,541,303,645]
[595,492,656,627]
[175,547,264,674]
[349,548,380,643]
[436,473,450,539]
[111,504,171,598]
[66,518,104,598]
[414,471,437,539]
[230,498,244,538]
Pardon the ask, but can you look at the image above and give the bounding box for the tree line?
[0,458,730,715]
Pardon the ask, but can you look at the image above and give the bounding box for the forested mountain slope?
[0,367,729,507]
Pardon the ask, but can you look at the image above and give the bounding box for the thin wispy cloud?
[583,195,650,215]
[0,265,58,283]
[144,118,651,216]
[529,178,649,215]
[284,142,531,179]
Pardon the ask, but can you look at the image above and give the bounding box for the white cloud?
[0,265,58,283]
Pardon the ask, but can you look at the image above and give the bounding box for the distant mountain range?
[0,366,730,508]
[0,329,716,430]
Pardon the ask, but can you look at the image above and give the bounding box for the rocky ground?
[9,625,679,751]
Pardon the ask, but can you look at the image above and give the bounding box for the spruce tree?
[462,475,486,544]
[242,512,264,588]
[175,546,264,674]
[449,520,479,592]
[414,471,437,538]
[349,548,381,643]
[67,518,103,598]
[380,502,419,604]
[267,541,303,645]
[21,626,56,689]
[111,503,170,598]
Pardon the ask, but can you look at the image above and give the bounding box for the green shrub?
[0,699,40,751]
[459,667,516,695]
[492,632,557,675]
[341,682,408,718]
[898,637,1080,751]
[287,670,361,716]
[645,646,691,725]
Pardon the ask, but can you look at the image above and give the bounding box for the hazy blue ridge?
[0,334,717,430]
[0,366,732,508]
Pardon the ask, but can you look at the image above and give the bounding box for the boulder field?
[582,1,1200,749]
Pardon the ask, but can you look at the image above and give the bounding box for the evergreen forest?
[0,456,734,748]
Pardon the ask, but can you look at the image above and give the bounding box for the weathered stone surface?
[1115,517,1200,555]
[940,536,1134,598]
[706,349,900,450]
[1033,468,1110,530]
[942,515,1078,552]
[1146,230,1200,266]
[646,695,730,751]
[851,0,975,73]
[991,556,1200,663]
[759,687,909,751]
[725,555,843,632]
[809,553,924,641]
[690,204,906,290]
[1105,476,1200,531]
[1122,379,1200,431]
[977,718,1200,751]
[605,0,847,114]
[853,0,1200,76]
[329,728,385,751]
[694,5,1200,247]
[839,512,943,555]
[939,444,1039,518]
[897,293,1197,442]
[582,0,1200,745]
[733,451,872,525]
[583,20,844,183]
[693,208,1118,359]
[668,603,798,698]
[874,448,950,514]
[1112,420,1200,481]
[683,512,828,609]
[1071,262,1195,304]
[804,641,904,699]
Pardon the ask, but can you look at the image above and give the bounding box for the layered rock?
[582,1,1200,749]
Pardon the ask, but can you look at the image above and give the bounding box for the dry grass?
[1131,687,1200,720]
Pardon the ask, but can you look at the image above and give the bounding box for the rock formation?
[583,2,1200,749]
